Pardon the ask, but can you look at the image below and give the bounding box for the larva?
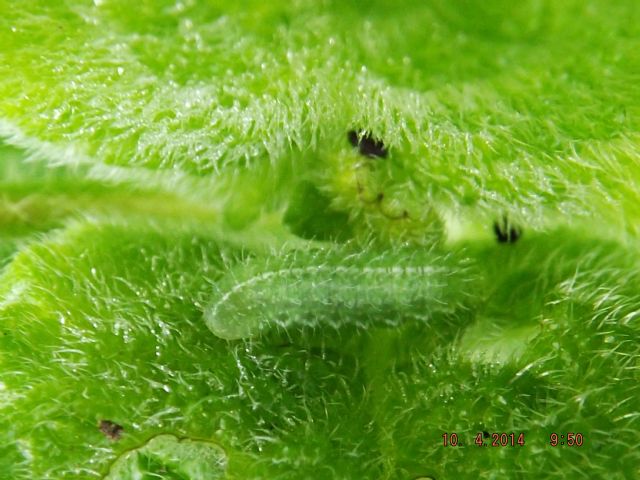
[204,247,478,340]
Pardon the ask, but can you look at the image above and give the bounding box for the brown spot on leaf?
[99,420,124,441]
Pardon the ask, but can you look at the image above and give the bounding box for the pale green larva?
[204,247,479,340]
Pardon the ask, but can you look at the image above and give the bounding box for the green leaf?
[1,1,639,237]
[1,219,639,477]
[1,1,640,478]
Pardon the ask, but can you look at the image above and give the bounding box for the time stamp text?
[442,432,584,448]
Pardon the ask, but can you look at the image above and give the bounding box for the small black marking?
[347,129,388,158]
[483,431,490,438]
[99,420,124,441]
[493,216,521,244]
[347,130,359,147]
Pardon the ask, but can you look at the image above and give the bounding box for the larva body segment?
[204,248,478,340]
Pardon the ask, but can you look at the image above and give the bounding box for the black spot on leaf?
[347,129,388,158]
[493,216,521,244]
